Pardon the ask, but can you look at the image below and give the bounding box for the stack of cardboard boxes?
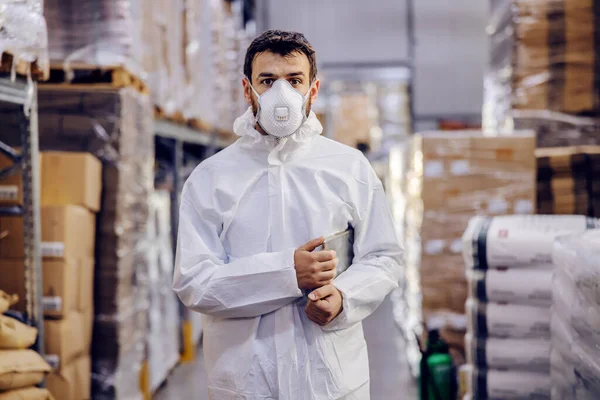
[484,0,600,147]
[328,82,379,150]
[0,151,102,400]
[536,146,600,217]
[404,131,537,364]
[0,87,154,399]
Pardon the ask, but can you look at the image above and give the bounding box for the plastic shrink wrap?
[146,191,179,393]
[462,214,599,400]
[536,146,600,217]
[0,0,49,78]
[551,230,600,400]
[0,87,154,400]
[44,0,144,74]
[483,0,600,147]
[326,80,410,151]
[386,142,419,374]
[402,131,536,368]
[143,0,250,129]
[43,0,249,130]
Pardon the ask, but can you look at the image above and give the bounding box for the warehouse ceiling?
[259,0,489,121]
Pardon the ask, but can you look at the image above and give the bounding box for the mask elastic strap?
[301,82,315,117]
[249,82,261,100]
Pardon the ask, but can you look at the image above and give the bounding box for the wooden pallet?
[0,52,47,80]
[41,64,149,94]
[155,106,187,125]
[157,109,236,136]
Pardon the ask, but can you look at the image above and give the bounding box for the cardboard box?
[0,206,96,260]
[41,152,102,212]
[0,152,22,206]
[41,206,96,260]
[43,258,94,318]
[47,355,91,400]
[45,311,86,365]
[0,258,94,316]
[415,131,536,167]
[0,151,102,211]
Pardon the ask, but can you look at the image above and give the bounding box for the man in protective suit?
[173,30,404,400]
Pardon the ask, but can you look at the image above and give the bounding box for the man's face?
[243,51,320,125]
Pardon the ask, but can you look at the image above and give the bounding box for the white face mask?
[249,79,312,138]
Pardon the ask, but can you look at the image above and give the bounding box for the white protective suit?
[173,107,404,400]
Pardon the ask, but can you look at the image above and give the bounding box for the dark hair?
[244,30,317,84]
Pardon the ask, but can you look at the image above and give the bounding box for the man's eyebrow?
[258,72,276,77]
[287,72,305,77]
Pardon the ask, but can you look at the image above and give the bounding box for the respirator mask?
[249,79,313,138]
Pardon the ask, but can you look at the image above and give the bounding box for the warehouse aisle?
[363,294,418,399]
[155,346,209,400]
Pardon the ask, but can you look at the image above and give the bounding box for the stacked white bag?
[461,215,599,400]
[551,230,600,400]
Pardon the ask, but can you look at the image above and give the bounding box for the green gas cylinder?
[418,329,456,400]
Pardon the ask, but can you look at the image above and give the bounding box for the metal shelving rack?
[154,118,233,362]
[0,76,44,355]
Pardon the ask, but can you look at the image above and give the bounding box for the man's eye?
[262,79,274,86]
[290,79,301,85]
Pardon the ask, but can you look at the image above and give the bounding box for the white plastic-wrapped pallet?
[0,0,49,76]
[551,230,600,399]
[462,215,599,400]
[44,0,144,73]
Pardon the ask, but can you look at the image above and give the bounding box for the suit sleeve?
[172,176,302,319]
[323,162,404,331]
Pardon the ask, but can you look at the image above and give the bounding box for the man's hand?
[305,284,343,326]
[295,237,338,290]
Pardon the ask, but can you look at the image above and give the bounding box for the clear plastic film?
[551,230,600,399]
[0,0,49,77]
[44,0,145,77]
[146,191,179,393]
[326,81,381,152]
[406,131,537,319]
[486,0,600,115]
[139,0,187,118]
[536,145,600,217]
[137,0,249,128]
[483,1,600,146]
[400,131,538,369]
[386,141,421,376]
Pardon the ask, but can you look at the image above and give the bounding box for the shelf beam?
[0,77,28,105]
[154,119,232,148]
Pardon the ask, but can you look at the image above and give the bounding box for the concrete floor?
[154,342,417,400]
[155,297,418,400]
[154,346,209,400]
